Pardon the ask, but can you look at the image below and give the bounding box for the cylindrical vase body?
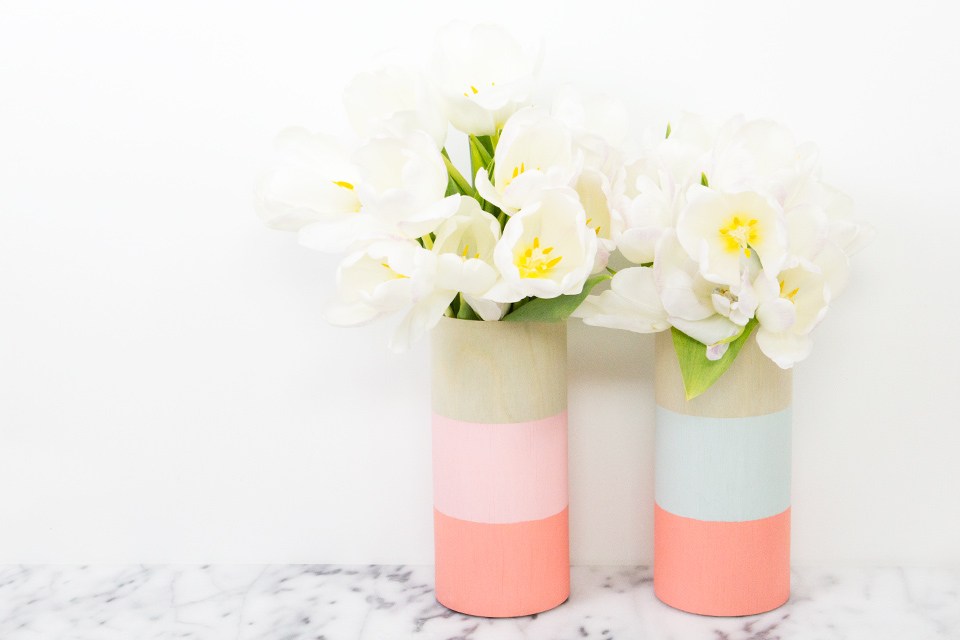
[654,331,792,616]
[431,317,570,617]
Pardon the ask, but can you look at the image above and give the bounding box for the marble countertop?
[0,565,957,639]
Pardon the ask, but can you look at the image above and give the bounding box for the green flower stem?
[441,149,476,198]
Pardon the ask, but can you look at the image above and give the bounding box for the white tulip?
[343,65,448,148]
[654,230,743,348]
[431,198,504,320]
[392,199,513,350]
[676,186,788,286]
[430,22,541,135]
[325,239,436,327]
[354,131,461,239]
[300,131,460,254]
[753,243,846,368]
[574,167,620,272]
[553,90,629,272]
[475,107,579,213]
[485,188,598,303]
[256,128,371,246]
[653,112,725,187]
[324,238,457,353]
[573,267,669,334]
[615,169,680,265]
[390,288,454,353]
[611,113,723,266]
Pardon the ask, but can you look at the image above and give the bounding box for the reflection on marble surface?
[0,565,957,639]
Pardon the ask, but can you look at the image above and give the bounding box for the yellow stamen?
[719,214,761,257]
[515,237,563,278]
[779,280,799,301]
[470,85,479,94]
[504,162,527,187]
[380,262,408,279]
[332,180,354,190]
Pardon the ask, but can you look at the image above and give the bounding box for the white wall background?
[1,0,958,566]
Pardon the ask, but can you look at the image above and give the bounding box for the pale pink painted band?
[432,411,568,524]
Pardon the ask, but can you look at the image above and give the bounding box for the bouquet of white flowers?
[576,113,872,397]
[256,22,624,351]
[256,23,870,399]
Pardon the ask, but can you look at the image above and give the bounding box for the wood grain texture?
[431,317,567,424]
[655,331,792,417]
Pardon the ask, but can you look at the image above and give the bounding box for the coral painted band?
[432,411,568,524]
[654,503,791,616]
[434,507,570,617]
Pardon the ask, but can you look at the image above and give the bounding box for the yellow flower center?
[719,215,760,257]
[515,236,562,278]
[332,180,354,190]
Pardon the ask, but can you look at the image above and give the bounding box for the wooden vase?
[431,317,570,617]
[654,331,792,616]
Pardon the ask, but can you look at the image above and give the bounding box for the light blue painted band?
[655,406,791,523]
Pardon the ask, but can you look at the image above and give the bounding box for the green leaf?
[502,274,611,323]
[444,173,460,197]
[477,134,495,156]
[665,122,672,139]
[671,319,757,400]
[468,141,484,188]
[456,294,480,320]
[468,135,495,190]
[700,171,709,187]
[441,148,476,198]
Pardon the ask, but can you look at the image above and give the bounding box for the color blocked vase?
[654,331,792,616]
[431,317,570,617]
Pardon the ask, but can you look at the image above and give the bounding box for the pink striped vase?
[430,317,570,617]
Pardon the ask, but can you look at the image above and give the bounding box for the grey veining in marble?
[0,565,957,639]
